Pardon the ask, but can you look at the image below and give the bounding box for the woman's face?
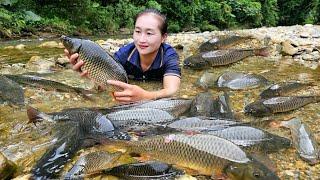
[133,13,166,56]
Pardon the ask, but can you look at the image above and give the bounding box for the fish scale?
[106,108,175,123]
[260,82,314,99]
[183,47,267,69]
[199,35,251,52]
[262,96,319,113]
[60,36,128,91]
[126,134,250,176]
[245,96,320,117]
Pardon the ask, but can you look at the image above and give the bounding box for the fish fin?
[76,89,95,101]
[26,106,43,125]
[133,153,152,162]
[250,153,277,173]
[255,46,269,57]
[313,96,320,103]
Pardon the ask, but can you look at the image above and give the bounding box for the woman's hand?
[107,80,153,103]
[64,49,88,77]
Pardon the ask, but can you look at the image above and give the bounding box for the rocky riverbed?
[1,25,320,179]
[2,24,320,72]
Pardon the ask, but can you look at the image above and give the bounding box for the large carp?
[4,74,92,98]
[60,35,128,91]
[64,151,122,179]
[244,96,320,117]
[95,98,192,118]
[183,47,268,69]
[112,133,279,179]
[199,35,252,52]
[260,82,314,99]
[281,118,320,165]
[207,126,291,153]
[217,72,269,90]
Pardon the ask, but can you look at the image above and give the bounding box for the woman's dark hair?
[134,8,168,35]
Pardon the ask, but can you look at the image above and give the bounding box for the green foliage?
[30,16,76,34]
[146,0,161,11]
[114,0,143,29]
[277,0,319,25]
[199,1,236,28]
[168,22,180,33]
[227,0,263,27]
[200,20,219,32]
[0,7,26,37]
[0,0,18,6]
[1,0,320,38]
[161,0,202,31]
[259,0,279,26]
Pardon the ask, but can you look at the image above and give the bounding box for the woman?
[65,9,181,104]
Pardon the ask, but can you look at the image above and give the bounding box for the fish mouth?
[59,35,67,41]
[59,35,72,44]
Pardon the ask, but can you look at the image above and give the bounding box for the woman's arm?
[108,75,180,104]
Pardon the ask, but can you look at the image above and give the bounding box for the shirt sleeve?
[163,53,181,78]
[113,46,127,66]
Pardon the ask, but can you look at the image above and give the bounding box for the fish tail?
[26,106,43,125]
[280,117,301,129]
[254,47,269,57]
[313,96,320,103]
[75,88,95,101]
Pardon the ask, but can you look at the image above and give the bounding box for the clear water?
[0,38,319,179]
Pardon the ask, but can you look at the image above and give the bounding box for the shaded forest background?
[0,0,319,39]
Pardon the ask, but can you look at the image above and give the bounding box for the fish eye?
[253,171,261,178]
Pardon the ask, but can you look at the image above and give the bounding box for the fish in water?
[189,92,218,117]
[199,35,252,52]
[167,116,241,132]
[64,151,122,179]
[183,47,269,69]
[32,121,83,179]
[30,108,130,179]
[27,106,130,140]
[95,98,192,118]
[104,161,184,179]
[60,35,128,91]
[217,72,270,90]
[244,96,320,117]
[207,126,291,153]
[106,108,176,128]
[4,74,93,99]
[195,71,217,90]
[281,118,320,165]
[189,92,234,118]
[260,81,314,99]
[112,133,278,179]
[0,74,24,106]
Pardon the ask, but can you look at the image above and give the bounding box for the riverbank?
[1,24,320,70]
[101,24,320,69]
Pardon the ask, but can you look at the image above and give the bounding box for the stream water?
[0,37,319,179]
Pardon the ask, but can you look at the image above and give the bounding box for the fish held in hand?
[60,35,128,91]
